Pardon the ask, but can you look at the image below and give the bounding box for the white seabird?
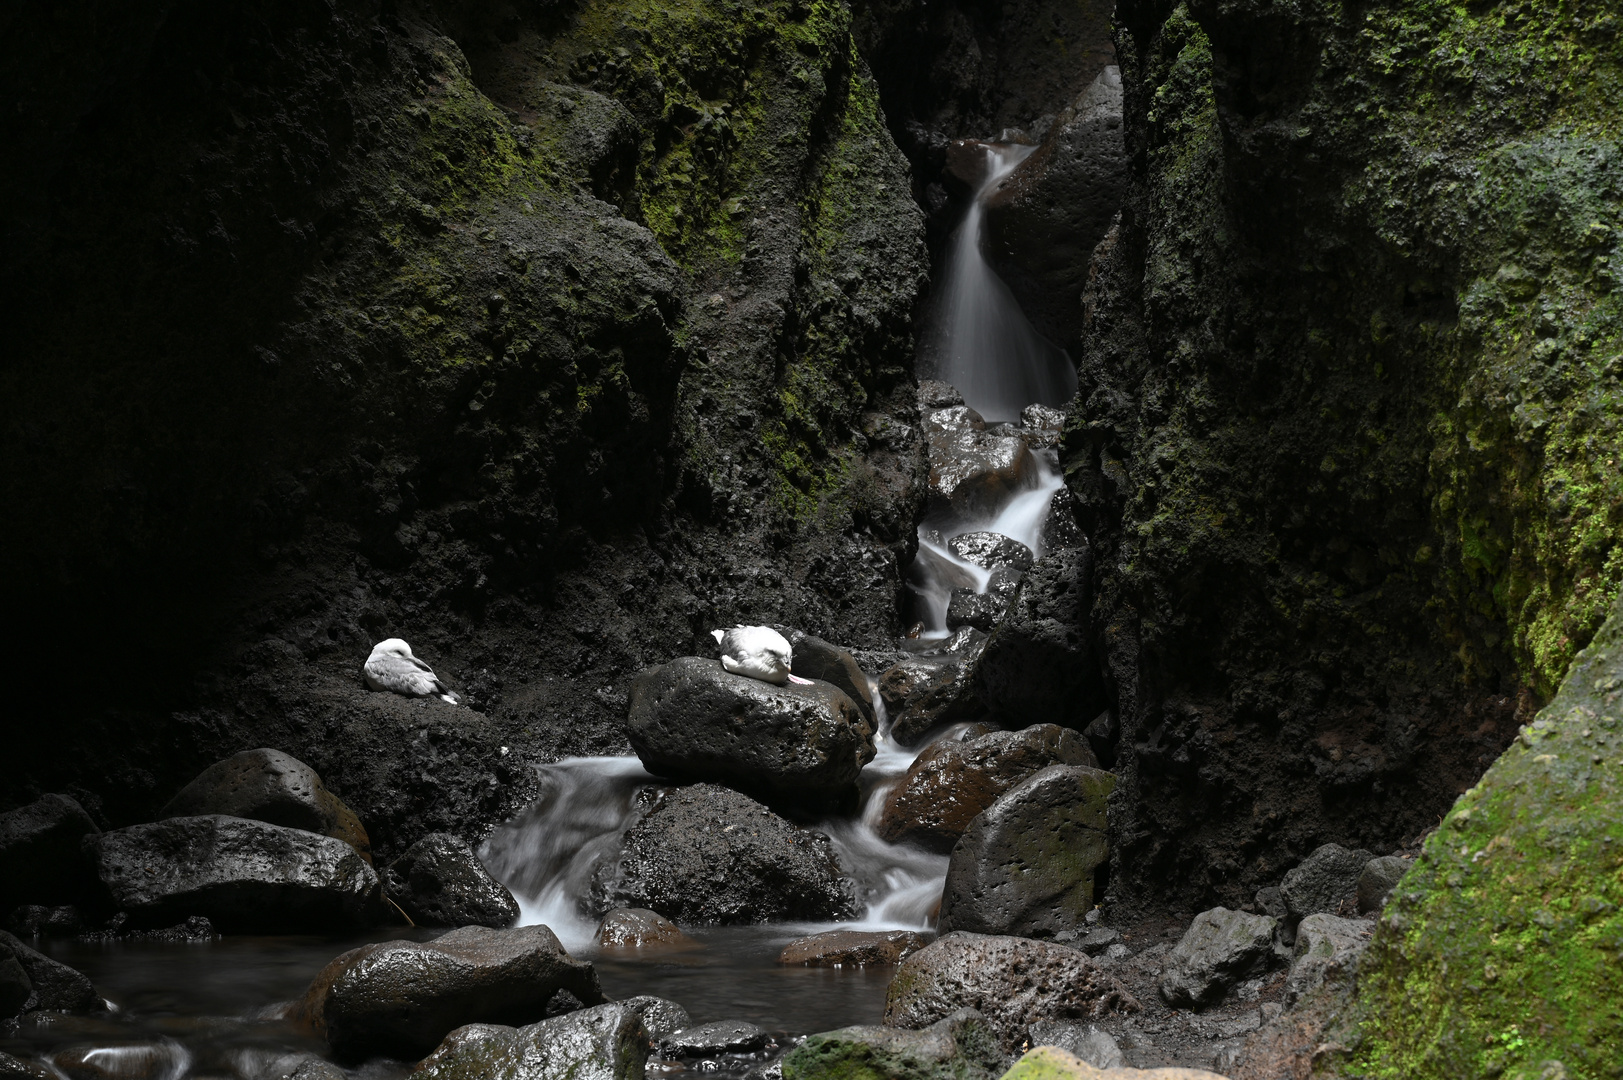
[711,626,814,686]
[363,638,459,704]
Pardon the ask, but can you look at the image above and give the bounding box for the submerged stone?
[594,909,694,949]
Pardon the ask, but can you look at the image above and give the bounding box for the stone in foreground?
[884,932,1138,1051]
[161,748,372,862]
[0,795,101,912]
[998,1045,1229,1080]
[595,909,695,948]
[778,930,930,967]
[88,816,381,932]
[412,1001,648,1080]
[626,657,873,811]
[0,930,101,1016]
[1158,908,1280,1008]
[940,765,1113,938]
[1024,1022,1123,1069]
[878,726,1097,852]
[879,659,983,746]
[781,1008,1006,1080]
[1279,844,1372,921]
[618,996,691,1042]
[385,833,518,929]
[1285,914,1372,1007]
[947,533,1035,572]
[590,785,856,924]
[296,924,605,1060]
[659,1020,771,1057]
[782,629,877,725]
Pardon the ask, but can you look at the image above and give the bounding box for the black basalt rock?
[384,833,519,929]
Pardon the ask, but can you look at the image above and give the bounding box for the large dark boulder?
[1280,843,1373,921]
[0,795,100,911]
[883,933,1137,1052]
[296,924,605,1061]
[625,657,874,812]
[160,748,371,862]
[411,1001,647,1080]
[385,833,518,929]
[972,546,1103,730]
[939,765,1113,938]
[589,785,856,925]
[782,630,877,725]
[878,658,984,746]
[1158,908,1281,1008]
[925,413,1037,523]
[0,930,101,1015]
[877,726,1097,853]
[781,1009,1006,1080]
[86,815,381,932]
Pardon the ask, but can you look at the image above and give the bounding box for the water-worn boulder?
[0,930,101,1015]
[1354,856,1412,914]
[946,590,1013,634]
[625,657,874,812]
[972,546,1103,729]
[659,1021,771,1057]
[297,924,605,1061]
[999,1045,1227,1080]
[412,1002,647,1080]
[0,795,100,911]
[0,1050,56,1080]
[160,749,371,862]
[594,909,694,948]
[947,533,1034,573]
[1285,914,1372,1008]
[778,930,930,967]
[781,1009,1006,1080]
[1280,844,1372,921]
[926,421,1038,523]
[589,785,856,924]
[1024,1023,1124,1069]
[781,630,876,725]
[879,659,983,746]
[884,932,1138,1051]
[878,726,1098,852]
[87,816,380,932]
[1158,908,1280,1008]
[384,833,518,929]
[51,1041,192,1080]
[939,765,1113,938]
[619,997,691,1042]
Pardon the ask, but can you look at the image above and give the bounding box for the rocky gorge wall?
[1071,0,1622,914]
[0,0,926,848]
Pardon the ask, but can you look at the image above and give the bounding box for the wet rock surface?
[939,764,1114,937]
[384,833,518,929]
[1157,909,1280,1009]
[1278,844,1372,922]
[660,1020,771,1057]
[626,658,874,812]
[0,931,100,1016]
[878,726,1097,852]
[594,909,694,949]
[778,930,931,967]
[618,997,691,1042]
[926,427,1036,523]
[589,785,857,925]
[884,932,1139,1051]
[972,545,1102,730]
[878,660,984,746]
[947,533,1034,573]
[297,924,605,1061]
[160,749,371,862]
[783,1008,1006,1080]
[411,1001,648,1080]
[0,796,100,912]
[780,631,877,725]
[87,816,381,932]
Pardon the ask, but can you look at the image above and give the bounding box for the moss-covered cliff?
[0,0,925,846]
[1074,0,1622,908]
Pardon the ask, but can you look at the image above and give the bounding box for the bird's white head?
[370,638,414,659]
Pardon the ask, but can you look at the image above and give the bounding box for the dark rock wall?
[1073,0,1622,912]
[0,0,926,850]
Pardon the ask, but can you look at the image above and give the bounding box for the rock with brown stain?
[594,908,695,948]
[778,929,931,967]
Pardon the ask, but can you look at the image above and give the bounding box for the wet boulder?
[918,381,965,410]
[883,932,1138,1052]
[1280,843,1372,921]
[298,924,605,1061]
[594,909,695,948]
[160,748,372,862]
[412,1001,647,1080]
[385,833,518,929]
[877,726,1097,852]
[0,948,28,1019]
[619,996,691,1042]
[0,1051,56,1080]
[659,1020,771,1057]
[778,930,930,967]
[1023,1022,1124,1069]
[946,533,1034,572]
[781,629,877,725]
[589,784,857,925]
[878,658,983,746]
[781,1009,1006,1080]
[1158,908,1280,1008]
[939,765,1114,938]
[0,795,100,911]
[87,816,381,932]
[946,589,1010,633]
[1285,914,1372,1007]
[0,930,101,1015]
[1355,855,1413,914]
[973,546,1103,729]
[927,427,1037,522]
[1018,405,1066,451]
[625,657,874,812]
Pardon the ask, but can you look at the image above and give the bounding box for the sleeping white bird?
[711,626,814,686]
[363,638,459,704]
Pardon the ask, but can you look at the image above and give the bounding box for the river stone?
[660,1020,770,1057]
[385,833,518,929]
[946,589,1012,633]
[412,1002,647,1080]
[781,1008,1005,1080]
[589,784,857,925]
[0,795,100,911]
[0,1052,56,1080]
[0,931,100,1014]
[883,932,1139,1052]
[946,533,1035,572]
[297,924,605,1061]
[594,909,694,948]
[877,726,1098,852]
[618,997,691,1042]
[0,946,30,1019]
[927,428,1037,522]
[878,659,983,746]
[780,629,876,724]
[88,816,381,932]
[939,765,1113,938]
[778,930,930,967]
[918,381,965,410]
[973,546,1102,729]
[160,748,372,862]
[999,1045,1227,1080]
[1285,914,1373,1007]
[1279,844,1373,921]
[1158,908,1280,1008]
[1355,855,1412,914]
[1024,1022,1124,1069]
[625,657,874,811]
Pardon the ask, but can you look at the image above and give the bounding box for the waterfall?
[923,144,1078,423]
